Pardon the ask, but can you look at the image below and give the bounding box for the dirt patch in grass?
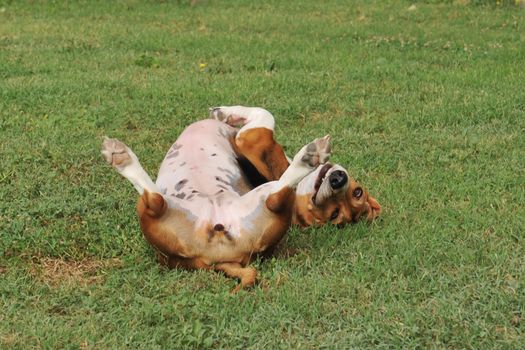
[1,333,21,348]
[30,257,123,287]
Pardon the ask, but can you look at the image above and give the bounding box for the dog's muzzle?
[329,170,348,190]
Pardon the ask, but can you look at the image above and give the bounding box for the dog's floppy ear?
[366,195,381,221]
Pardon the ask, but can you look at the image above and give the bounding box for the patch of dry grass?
[29,257,123,287]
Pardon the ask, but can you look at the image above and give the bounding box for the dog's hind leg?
[102,138,199,261]
[210,106,290,181]
[101,137,159,194]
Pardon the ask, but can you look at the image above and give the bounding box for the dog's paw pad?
[300,135,331,167]
[209,107,245,126]
[209,107,226,121]
[101,137,132,168]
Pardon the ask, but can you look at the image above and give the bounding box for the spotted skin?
[156,120,248,199]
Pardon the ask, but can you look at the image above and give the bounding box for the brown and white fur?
[102,106,380,289]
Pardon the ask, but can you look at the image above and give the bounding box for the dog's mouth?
[312,163,333,203]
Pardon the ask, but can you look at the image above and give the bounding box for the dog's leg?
[101,137,159,194]
[136,190,198,258]
[209,105,275,133]
[210,106,290,181]
[266,135,331,211]
[231,135,331,256]
[102,138,191,257]
[214,262,257,291]
[102,138,185,253]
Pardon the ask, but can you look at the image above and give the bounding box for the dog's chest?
[156,119,251,202]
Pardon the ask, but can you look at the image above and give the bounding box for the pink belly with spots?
[156,119,250,201]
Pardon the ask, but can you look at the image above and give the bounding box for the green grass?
[1,0,524,348]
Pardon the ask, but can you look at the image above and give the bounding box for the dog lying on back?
[102,106,381,289]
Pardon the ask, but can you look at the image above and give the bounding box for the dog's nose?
[329,170,347,190]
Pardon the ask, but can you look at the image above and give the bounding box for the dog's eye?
[353,187,363,199]
[330,208,340,221]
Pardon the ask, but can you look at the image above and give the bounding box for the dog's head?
[294,163,381,227]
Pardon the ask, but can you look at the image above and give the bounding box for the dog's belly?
[156,119,251,201]
[154,119,277,262]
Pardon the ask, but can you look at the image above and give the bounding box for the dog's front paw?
[209,107,226,121]
[300,135,331,168]
[101,137,133,168]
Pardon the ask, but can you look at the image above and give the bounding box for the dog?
[102,106,381,289]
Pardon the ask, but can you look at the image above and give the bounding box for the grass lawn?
[1,0,524,348]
